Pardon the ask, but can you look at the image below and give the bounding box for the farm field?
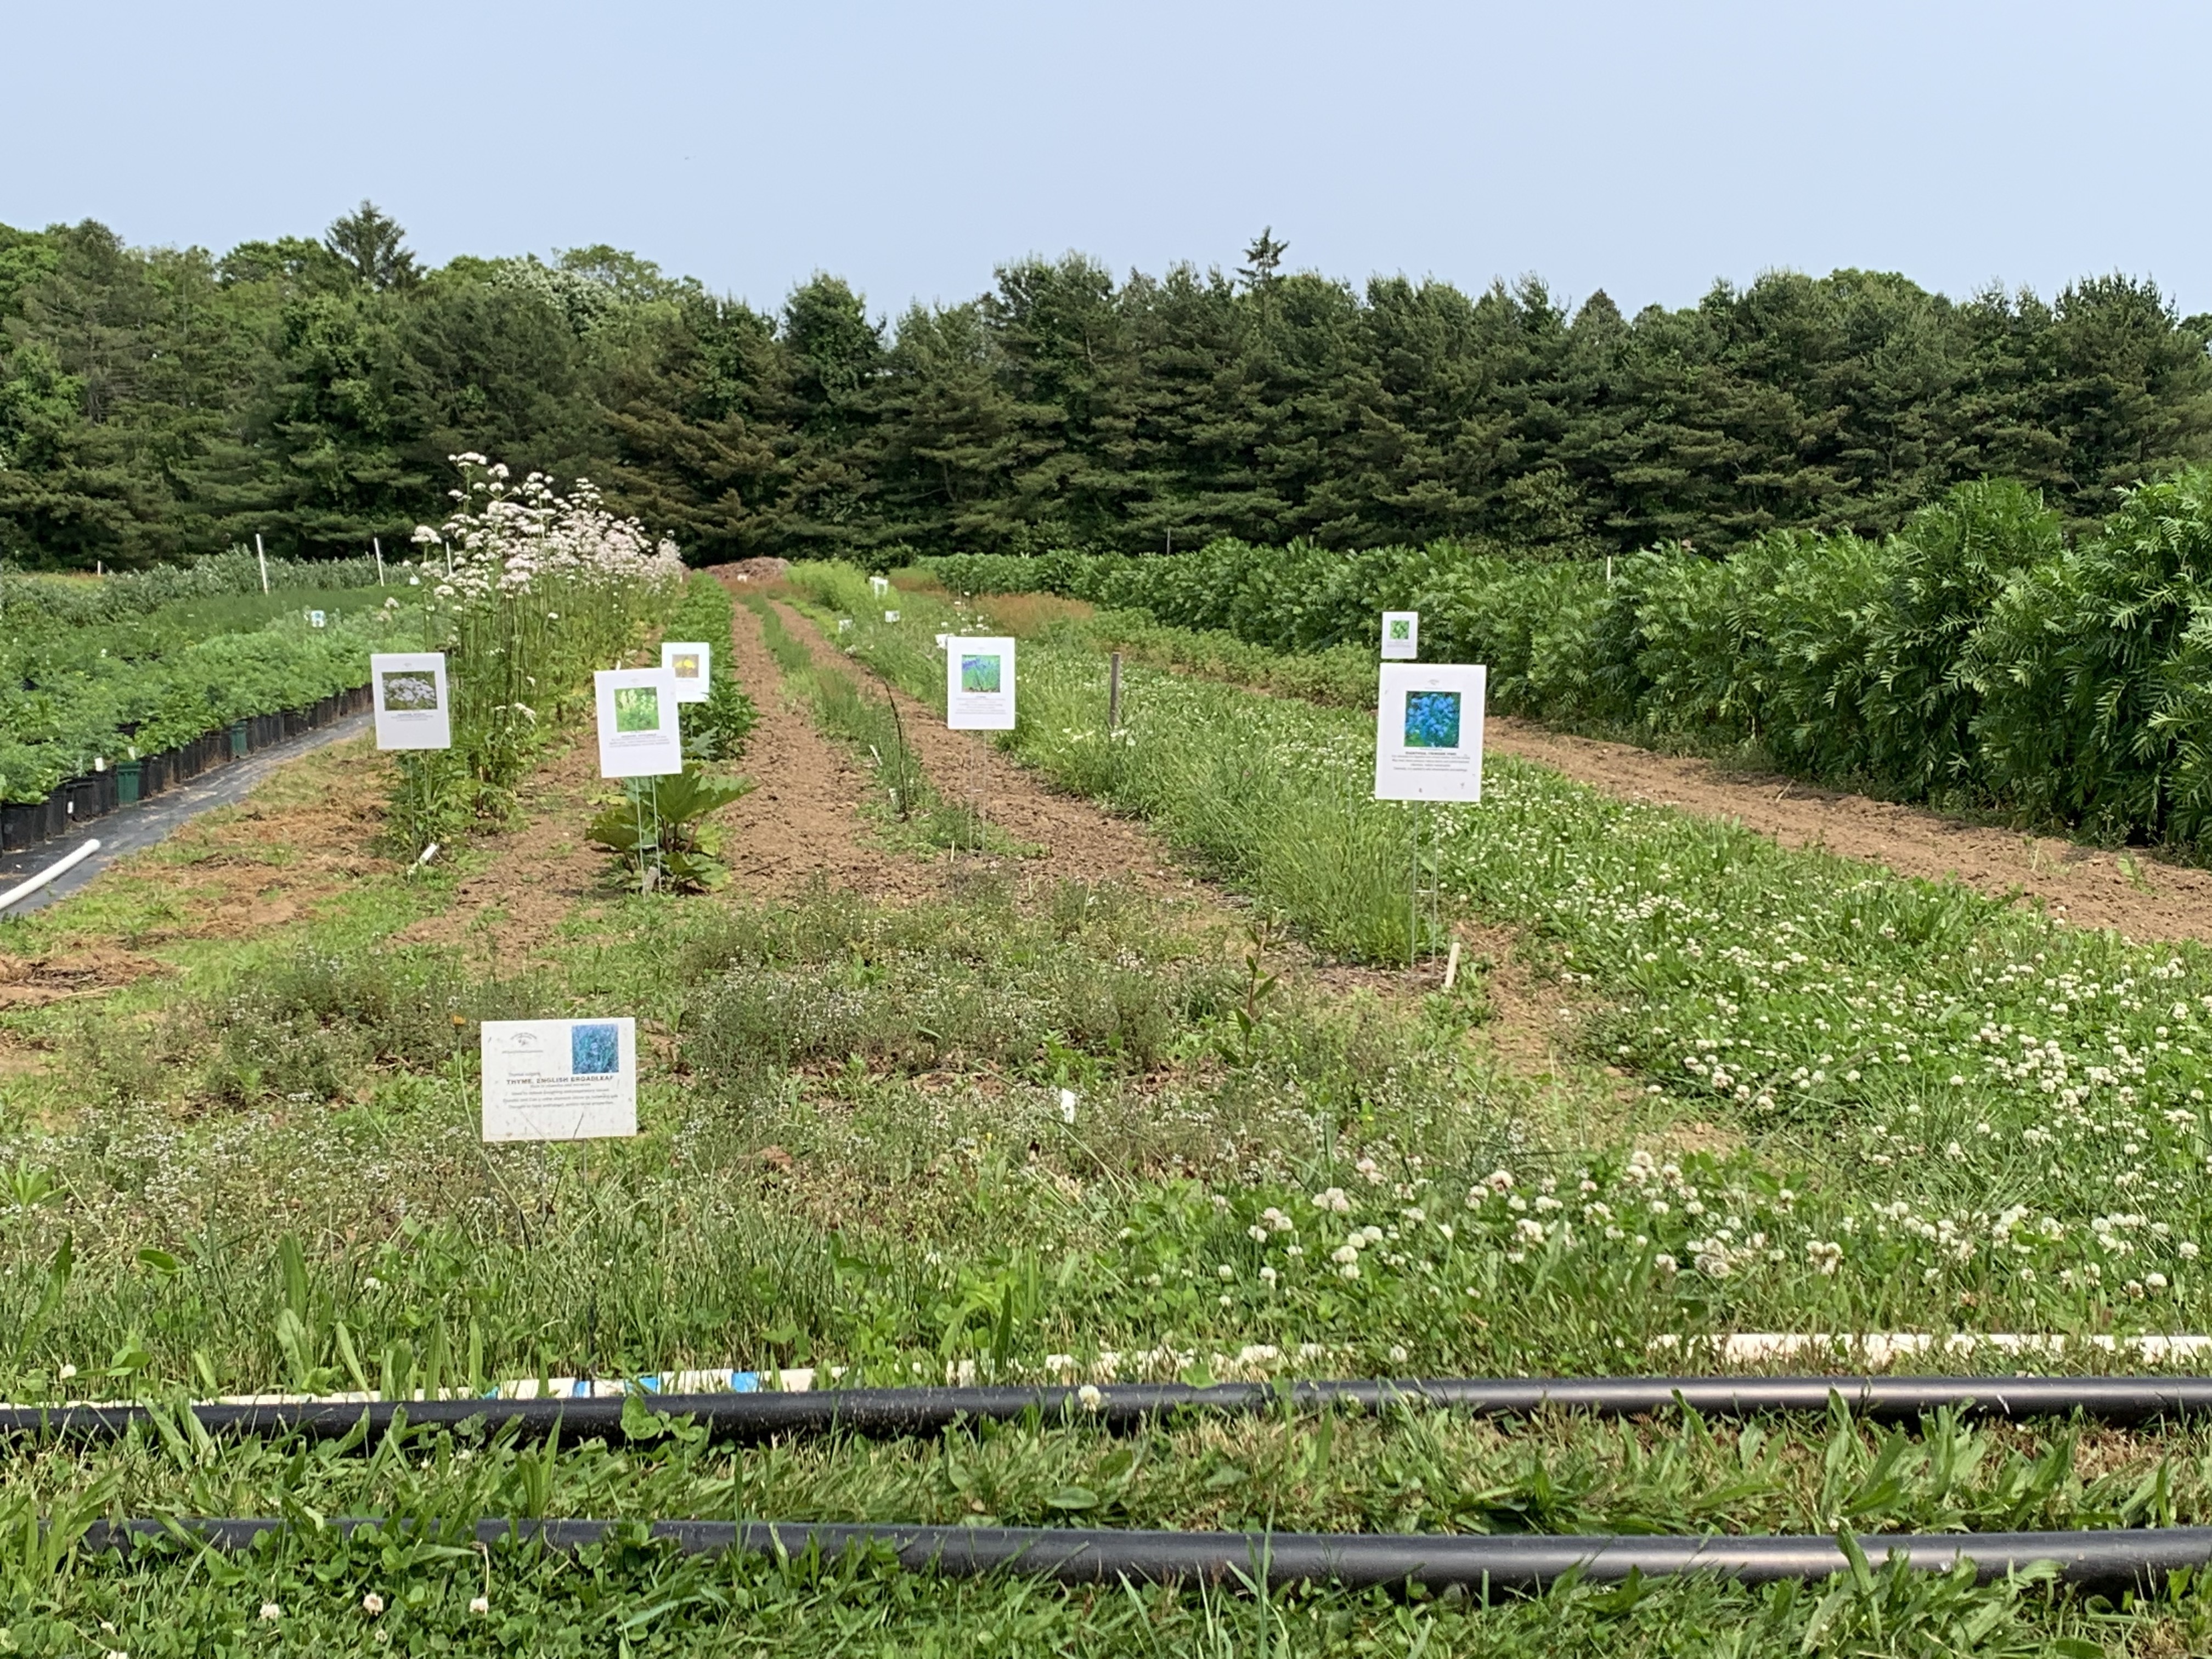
[5,539,2212,1651]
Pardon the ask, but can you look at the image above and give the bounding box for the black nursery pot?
[0,803,38,853]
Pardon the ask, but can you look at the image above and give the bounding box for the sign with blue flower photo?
[1374,663,1486,802]
[479,1017,638,1141]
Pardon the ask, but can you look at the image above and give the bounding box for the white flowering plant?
[388,455,686,839]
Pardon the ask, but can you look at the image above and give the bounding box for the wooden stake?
[1108,652,1123,732]
[1443,940,1462,991]
[255,533,269,595]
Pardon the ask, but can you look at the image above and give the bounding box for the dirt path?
[762,597,1195,899]
[392,737,615,962]
[1487,716,2212,946]
[712,588,942,902]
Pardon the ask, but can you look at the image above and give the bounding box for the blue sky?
[8,0,2209,320]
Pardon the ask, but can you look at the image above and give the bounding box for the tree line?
[3,207,2208,569]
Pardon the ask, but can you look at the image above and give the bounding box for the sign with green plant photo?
[1380,610,1419,660]
[592,668,684,778]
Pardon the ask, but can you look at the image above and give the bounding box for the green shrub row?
[926,470,2212,844]
[0,590,411,802]
[662,572,760,761]
[3,548,385,628]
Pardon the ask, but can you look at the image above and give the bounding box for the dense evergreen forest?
[2,205,2208,569]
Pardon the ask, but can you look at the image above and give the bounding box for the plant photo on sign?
[1404,690,1460,748]
[670,652,701,681]
[1389,619,1410,641]
[961,653,1002,693]
[380,670,438,711]
[569,1022,619,1075]
[613,685,661,733]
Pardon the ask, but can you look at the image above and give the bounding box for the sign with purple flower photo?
[945,635,1017,730]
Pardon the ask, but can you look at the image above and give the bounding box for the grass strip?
[788,560,2212,1352]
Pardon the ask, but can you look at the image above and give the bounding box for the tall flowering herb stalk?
[396,454,685,835]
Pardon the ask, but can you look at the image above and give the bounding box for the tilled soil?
[1486,716,2212,947]
[392,735,620,962]
[746,590,1195,900]
[708,590,943,903]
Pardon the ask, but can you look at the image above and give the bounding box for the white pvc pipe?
[0,838,103,915]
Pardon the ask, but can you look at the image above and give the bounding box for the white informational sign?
[946,635,1017,731]
[593,668,684,778]
[481,1018,637,1142]
[870,575,890,597]
[309,610,328,629]
[884,610,901,623]
[837,618,853,633]
[661,640,713,704]
[371,652,452,751]
[1380,611,1419,659]
[1374,663,1486,803]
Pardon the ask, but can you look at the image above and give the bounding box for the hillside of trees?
[2,206,2208,569]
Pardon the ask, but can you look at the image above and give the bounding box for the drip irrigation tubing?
[18,1373,2212,1444]
[70,1516,2212,1596]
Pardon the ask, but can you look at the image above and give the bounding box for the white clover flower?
[1387,1345,1408,1364]
[1338,1262,1361,1281]
[260,1603,282,1622]
[363,1593,385,1615]
[1258,1266,1277,1284]
[470,1595,490,1615]
[1331,1245,1361,1266]
[1217,1265,1235,1281]
[1653,1253,1678,1273]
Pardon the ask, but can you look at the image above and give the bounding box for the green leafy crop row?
[926,470,2212,845]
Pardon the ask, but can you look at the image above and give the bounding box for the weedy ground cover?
[792,562,2212,1349]
[9,563,2212,1650]
[739,591,1024,855]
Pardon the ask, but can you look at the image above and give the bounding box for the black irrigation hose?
[18,1374,2212,1445]
[74,1516,2212,1597]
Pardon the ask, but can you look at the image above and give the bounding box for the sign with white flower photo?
[371,652,452,751]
